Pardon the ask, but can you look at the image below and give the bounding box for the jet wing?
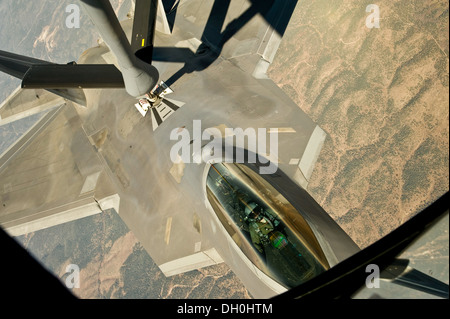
[0,98,119,236]
[0,87,65,126]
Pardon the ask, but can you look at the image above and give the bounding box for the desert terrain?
[269,0,449,250]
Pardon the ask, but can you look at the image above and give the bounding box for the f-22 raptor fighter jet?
[0,0,448,298]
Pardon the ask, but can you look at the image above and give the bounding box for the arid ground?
[269,0,449,249]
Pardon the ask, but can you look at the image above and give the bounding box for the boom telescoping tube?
[80,0,159,97]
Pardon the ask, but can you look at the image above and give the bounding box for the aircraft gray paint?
[0,0,447,298]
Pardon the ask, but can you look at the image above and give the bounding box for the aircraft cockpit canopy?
[206,163,330,289]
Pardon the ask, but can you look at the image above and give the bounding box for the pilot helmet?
[245,202,260,220]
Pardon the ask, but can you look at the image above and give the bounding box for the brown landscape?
[269,0,449,249]
[19,208,252,299]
